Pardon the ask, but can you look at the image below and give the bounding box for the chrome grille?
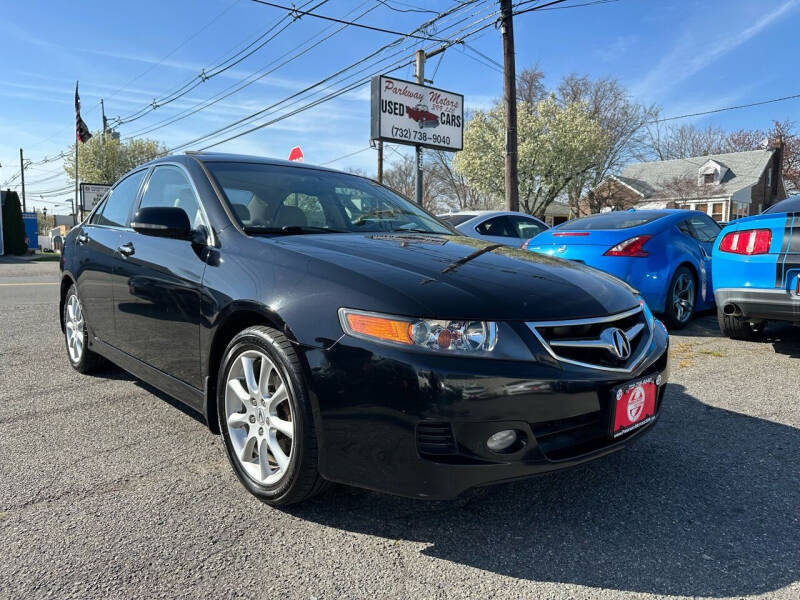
[527,305,652,372]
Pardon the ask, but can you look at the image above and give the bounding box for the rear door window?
[94,170,146,227]
[510,215,547,239]
[476,216,516,237]
[439,214,476,226]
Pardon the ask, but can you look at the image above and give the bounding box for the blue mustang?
[713,195,800,340]
[523,209,721,328]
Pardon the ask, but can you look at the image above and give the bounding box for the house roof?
[619,149,774,199]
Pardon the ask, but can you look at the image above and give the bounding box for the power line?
[653,93,800,123]
[123,0,382,139]
[165,1,492,152]
[113,0,329,126]
[320,146,372,166]
[250,0,449,42]
[185,4,499,151]
[375,0,438,14]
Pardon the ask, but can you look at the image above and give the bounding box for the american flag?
[75,81,92,143]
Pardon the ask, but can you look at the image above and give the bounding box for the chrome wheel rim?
[65,295,84,363]
[672,273,695,323]
[224,350,294,486]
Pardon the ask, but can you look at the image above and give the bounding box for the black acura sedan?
[60,153,669,505]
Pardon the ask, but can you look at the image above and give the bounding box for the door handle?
[117,242,135,257]
[77,232,89,245]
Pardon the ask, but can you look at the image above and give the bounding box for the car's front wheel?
[63,284,105,374]
[664,266,696,329]
[217,326,327,506]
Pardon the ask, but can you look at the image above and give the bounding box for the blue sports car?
[524,209,721,328]
[713,194,800,340]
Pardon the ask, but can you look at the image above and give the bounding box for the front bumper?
[304,322,670,499]
[715,287,800,323]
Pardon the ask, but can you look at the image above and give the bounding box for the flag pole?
[75,80,80,222]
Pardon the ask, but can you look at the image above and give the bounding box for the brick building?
[587,145,786,222]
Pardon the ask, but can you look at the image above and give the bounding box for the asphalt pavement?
[0,260,797,600]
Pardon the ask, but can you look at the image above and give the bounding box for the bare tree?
[555,74,658,215]
[641,123,730,161]
[428,150,497,212]
[382,154,446,212]
[517,66,547,107]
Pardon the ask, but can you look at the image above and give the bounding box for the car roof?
[146,152,345,174]
[438,210,543,219]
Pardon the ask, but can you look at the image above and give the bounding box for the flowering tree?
[454,97,607,217]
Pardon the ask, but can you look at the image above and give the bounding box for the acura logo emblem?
[602,327,631,360]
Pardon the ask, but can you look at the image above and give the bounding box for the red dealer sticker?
[611,377,658,438]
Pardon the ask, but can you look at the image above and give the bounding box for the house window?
[696,203,708,215]
[711,202,724,222]
[703,172,715,184]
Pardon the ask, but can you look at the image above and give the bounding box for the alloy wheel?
[65,295,84,363]
[672,273,695,323]
[224,350,295,486]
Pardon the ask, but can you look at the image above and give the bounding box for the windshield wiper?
[388,227,452,235]
[243,225,346,235]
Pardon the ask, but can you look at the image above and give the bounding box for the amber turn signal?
[344,312,413,344]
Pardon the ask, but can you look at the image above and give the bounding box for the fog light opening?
[486,429,518,453]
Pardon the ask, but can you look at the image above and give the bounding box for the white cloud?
[632,0,799,100]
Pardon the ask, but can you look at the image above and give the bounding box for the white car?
[437,210,549,247]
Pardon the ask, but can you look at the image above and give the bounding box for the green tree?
[454,97,607,217]
[2,191,27,255]
[63,133,166,185]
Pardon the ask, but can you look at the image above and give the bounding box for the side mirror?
[131,207,192,240]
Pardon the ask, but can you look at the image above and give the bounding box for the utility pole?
[500,0,519,212]
[19,148,27,212]
[377,140,384,183]
[414,50,425,206]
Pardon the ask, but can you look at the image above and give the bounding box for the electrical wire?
[123,0,383,139]
[375,0,438,14]
[652,93,800,123]
[320,146,373,165]
[249,0,448,41]
[164,1,493,152]
[113,0,329,126]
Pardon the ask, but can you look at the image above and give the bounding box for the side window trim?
[136,162,213,240]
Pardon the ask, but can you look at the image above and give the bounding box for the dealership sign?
[80,183,111,211]
[370,75,463,152]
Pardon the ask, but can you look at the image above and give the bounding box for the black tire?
[63,284,105,374]
[663,266,697,330]
[217,326,328,506]
[717,307,766,341]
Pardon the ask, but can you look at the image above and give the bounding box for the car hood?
[262,233,640,321]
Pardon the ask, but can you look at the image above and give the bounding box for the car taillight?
[553,232,590,237]
[719,229,772,255]
[604,235,651,257]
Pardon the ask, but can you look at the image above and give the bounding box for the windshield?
[438,214,476,226]
[204,162,452,235]
[763,195,800,214]
[557,211,667,230]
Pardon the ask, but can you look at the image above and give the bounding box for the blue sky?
[1,0,799,214]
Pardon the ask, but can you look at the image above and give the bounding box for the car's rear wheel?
[717,308,766,341]
[217,326,327,506]
[664,266,696,329]
[63,284,105,374]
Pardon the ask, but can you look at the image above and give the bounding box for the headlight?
[339,308,498,353]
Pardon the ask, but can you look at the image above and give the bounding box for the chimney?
[770,135,785,198]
